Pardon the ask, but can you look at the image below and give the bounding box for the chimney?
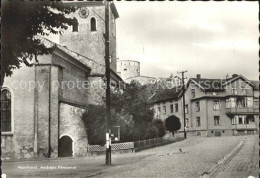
[196,74,201,79]
[232,74,238,78]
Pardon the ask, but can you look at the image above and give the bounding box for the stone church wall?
[59,4,118,72]
[1,65,36,160]
[59,103,88,157]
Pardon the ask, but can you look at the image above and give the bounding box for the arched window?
[90,17,97,31]
[72,18,78,32]
[1,89,11,132]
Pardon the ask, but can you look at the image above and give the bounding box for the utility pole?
[177,71,187,139]
[104,0,111,165]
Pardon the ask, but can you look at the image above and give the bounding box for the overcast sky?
[115,1,258,80]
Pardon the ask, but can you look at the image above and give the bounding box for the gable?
[222,75,254,88]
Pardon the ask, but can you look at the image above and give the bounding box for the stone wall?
[59,103,88,157]
[1,65,36,160]
[117,60,140,81]
[59,4,118,72]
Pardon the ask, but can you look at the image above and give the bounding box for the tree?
[165,115,181,135]
[82,104,107,145]
[1,0,78,86]
[153,119,166,137]
[83,81,166,144]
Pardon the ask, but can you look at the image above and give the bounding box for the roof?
[190,74,258,91]
[222,74,254,87]
[110,69,124,82]
[117,60,140,63]
[110,2,119,19]
[250,80,259,90]
[36,36,105,73]
[189,78,225,91]
[148,86,183,104]
[126,75,156,80]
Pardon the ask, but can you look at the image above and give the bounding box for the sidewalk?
[214,136,259,178]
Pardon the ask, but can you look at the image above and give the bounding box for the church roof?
[36,36,105,73]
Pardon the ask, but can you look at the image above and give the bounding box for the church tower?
[59,1,119,72]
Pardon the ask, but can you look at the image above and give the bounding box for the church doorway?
[58,136,73,157]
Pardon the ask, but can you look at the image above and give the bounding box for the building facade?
[1,2,123,160]
[149,74,259,137]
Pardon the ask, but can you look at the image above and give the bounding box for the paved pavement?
[213,136,259,178]
[1,135,257,178]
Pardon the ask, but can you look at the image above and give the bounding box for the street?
[2,135,258,178]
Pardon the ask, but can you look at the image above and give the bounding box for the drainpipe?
[48,66,52,158]
[206,99,209,136]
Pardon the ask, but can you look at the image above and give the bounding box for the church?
[1,1,123,159]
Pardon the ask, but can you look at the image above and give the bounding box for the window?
[191,89,195,98]
[226,98,231,108]
[170,104,174,113]
[90,17,97,31]
[185,104,188,114]
[231,88,237,95]
[246,97,253,108]
[231,116,236,125]
[195,102,200,112]
[163,106,166,115]
[196,117,201,127]
[213,101,220,110]
[245,117,249,124]
[230,98,236,108]
[214,116,220,126]
[175,103,178,112]
[72,18,78,32]
[237,97,246,108]
[158,107,161,115]
[185,118,189,128]
[238,116,243,124]
[1,89,12,132]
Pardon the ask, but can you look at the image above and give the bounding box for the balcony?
[231,124,256,130]
[226,107,259,115]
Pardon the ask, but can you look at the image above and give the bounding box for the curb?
[199,139,245,178]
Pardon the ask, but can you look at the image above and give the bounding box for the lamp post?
[175,71,187,139]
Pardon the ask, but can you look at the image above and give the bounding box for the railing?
[88,137,183,153]
[226,107,258,114]
[134,137,183,150]
[88,142,134,152]
[231,124,256,130]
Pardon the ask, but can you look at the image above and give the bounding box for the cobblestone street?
[2,135,257,178]
[213,135,259,178]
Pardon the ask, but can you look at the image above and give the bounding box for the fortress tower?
[117,60,140,81]
[59,1,119,72]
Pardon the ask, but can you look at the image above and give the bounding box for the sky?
[114,1,259,80]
